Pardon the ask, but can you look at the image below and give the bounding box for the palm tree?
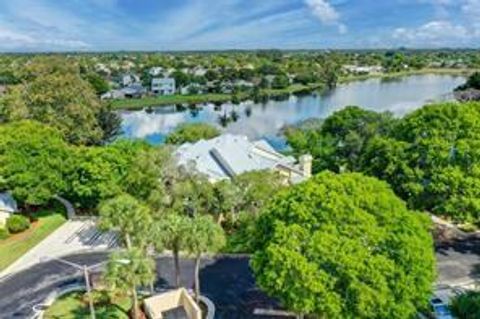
[152,214,190,287]
[98,194,152,249]
[104,248,156,319]
[186,215,225,302]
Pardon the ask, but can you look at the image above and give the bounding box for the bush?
[450,291,480,318]
[6,215,31,233]
[0,227,9,240]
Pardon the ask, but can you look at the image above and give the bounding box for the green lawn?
[44,292,131,319]
[0,207,66,271]
[111,93,232,110]
[110,83,326,110]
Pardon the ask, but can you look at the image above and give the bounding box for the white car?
[429,297,453,319]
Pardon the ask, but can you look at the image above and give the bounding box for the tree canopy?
[0,57,120,145]
[251,172,435,319]
[287,102,480,224]
[0,121,70,206]
[165,122,220,144]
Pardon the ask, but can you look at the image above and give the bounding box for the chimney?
[299,154,313,178]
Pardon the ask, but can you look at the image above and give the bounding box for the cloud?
[0,25,89,50]
[393,20,470,46]
[305,0,347,34]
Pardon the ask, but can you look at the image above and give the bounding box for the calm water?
[121,74,464,148]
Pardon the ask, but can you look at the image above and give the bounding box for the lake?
[120,74,465,148]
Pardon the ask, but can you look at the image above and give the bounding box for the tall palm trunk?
[125,233,132,250]
[131,286,139,319]
[173,245,180,287]
[194,253,202,303]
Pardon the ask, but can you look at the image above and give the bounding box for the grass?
[0,205,67,271]
[111,93,232,110]
[44,292,131,319]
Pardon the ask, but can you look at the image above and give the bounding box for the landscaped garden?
[43,291,131,319]
[0,205,66,271]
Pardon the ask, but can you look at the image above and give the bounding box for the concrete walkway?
[0,219,119,280]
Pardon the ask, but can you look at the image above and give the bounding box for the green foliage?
[98,194,152,248]
[84,72,110,95]
[450,291,480,319]
[6,215,30,233]
[271,74,290,89]
[0,227,9,240]
[0,57,118,145]
[456,72,480,91]
[0,121,70,206]
[287,102,480,223]
[165,122,220,144]
[286,106,396,173]
[186,215,225,257]
[64,144,133,209]
[251,172,435,318]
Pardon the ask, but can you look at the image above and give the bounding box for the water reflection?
[121,74,464,147]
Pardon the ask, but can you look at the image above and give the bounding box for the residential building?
[0,192,17,226]
[121,74,140,87]
[175,134,312,184]
[121,83,146,98]
[343,65,383,74]
[149,66,165,77]
[152,78,176,95]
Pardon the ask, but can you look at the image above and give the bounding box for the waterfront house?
[121,83,146,99]
[121,73,140,87]
[149,67,165,77]
[175,134,312,184]
[0,192,17,226]
[152,78,176,95]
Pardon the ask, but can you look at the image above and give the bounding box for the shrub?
[450,291,480,318]
[6,215,31,233]
[0,227,9,240]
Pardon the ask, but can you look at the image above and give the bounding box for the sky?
[0,0,479,52]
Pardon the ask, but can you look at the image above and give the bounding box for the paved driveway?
[0,253,280,319]
[0,219,118,279]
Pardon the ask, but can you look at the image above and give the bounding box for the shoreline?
[111,68,472,111]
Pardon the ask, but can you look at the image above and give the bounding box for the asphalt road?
[436,233,480,287]
[0,253,279,319]
[2,233,479,319]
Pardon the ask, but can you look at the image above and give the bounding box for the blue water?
[121,74,464,147]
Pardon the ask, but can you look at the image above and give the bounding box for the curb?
[31,283,86,319]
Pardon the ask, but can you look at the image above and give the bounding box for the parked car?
[429,297,453,319]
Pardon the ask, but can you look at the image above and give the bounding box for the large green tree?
[362,102,480,222]
[0,121,70,206]
[0,57,119,145]
[251,172,435,319]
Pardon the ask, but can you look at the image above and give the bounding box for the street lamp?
[41,256,105,319]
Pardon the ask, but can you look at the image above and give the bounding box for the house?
[143,288,201,319]
[121,83,146,99]
[0,192,17,226]
[152,78,176,95]
[191,66,207,77]
[175,134,312,184]
[121,74,140,87]
[343,65,383,74]
[149,67,165,77]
